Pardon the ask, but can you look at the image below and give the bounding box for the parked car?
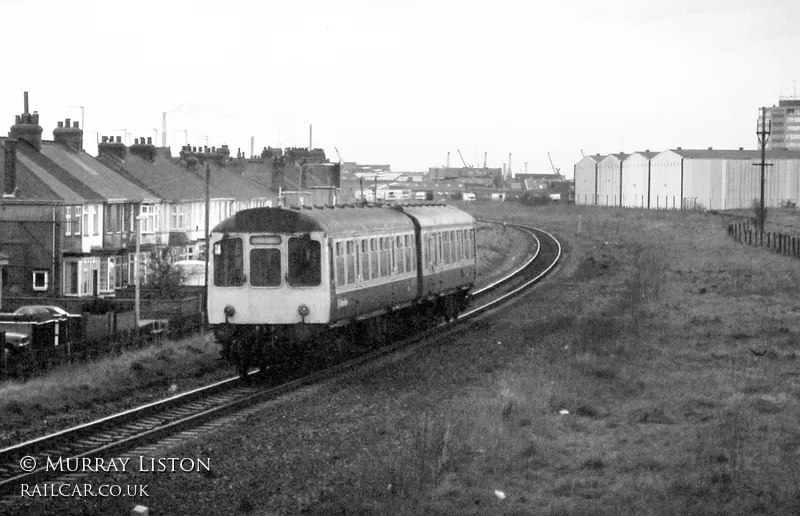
[12,305,72,318]
[3,331,31,351]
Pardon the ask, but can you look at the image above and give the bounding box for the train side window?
[250,248,281,287]
[381,237,390,276]
[407,234,415,271]
[288,237,321,287]
[395,235,404,273]
[360,239,369,280]
[335,241,345,287]
[370,238,379,280]
[346,240,355,284]
[470,228,475,259]
[213,237,245,287]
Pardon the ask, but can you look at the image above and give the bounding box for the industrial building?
[575,147,800,210]
[765,98,800,151]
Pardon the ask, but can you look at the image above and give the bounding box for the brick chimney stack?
[8,91,43,151]
[53,118,83,151]
[3,139,17,196]
[129,136,157,162]
[97,135,127,161]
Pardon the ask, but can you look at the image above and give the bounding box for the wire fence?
[728,221,800,259]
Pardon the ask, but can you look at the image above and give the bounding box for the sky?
[2,0,799,178]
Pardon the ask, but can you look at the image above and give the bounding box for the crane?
[457,149,469,168]
[547,152,561,175]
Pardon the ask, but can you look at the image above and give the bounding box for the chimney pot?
[23,92,29,114]
[147,137,152,145]
[708,147,713,150]
[65,118,70,127]
[739,147,744,150]
[135,138,139,145]
[57,121,64,128]
[73,121,79,128]
[212,146,216,152]
[116,136,122,143]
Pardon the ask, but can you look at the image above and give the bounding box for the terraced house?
[96,139,274,268]
[0,94,159,304]
[0,93,282,307]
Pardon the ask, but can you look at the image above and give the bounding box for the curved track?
[0,221,560,497]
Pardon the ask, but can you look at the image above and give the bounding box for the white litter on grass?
[559,409,570,415]
[494,490,506,500]
[169,384,178,393]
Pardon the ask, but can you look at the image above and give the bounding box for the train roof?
[397,204,475,228]
[212,205,414,236]
[211,203,474,237]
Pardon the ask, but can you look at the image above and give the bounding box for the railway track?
[0,221,560,500]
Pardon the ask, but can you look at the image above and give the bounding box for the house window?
[65,207,72,235]
[99,257,116,293]
[92,207,99,235]
[32,271,49,292]
[141,205,158,234]
[170,205,185,230]
[64,261,79,295]
[82,206,90,236]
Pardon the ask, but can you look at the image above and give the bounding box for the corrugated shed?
[574,154,604,205]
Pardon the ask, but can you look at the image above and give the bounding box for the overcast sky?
[2,0,798,177]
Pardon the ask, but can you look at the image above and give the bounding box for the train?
[207,203,478,378]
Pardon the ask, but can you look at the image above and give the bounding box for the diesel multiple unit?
[207,203,477,377]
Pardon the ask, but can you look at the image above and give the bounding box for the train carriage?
[207,203,477,377]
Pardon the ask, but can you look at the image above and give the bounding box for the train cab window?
[213,237,245,287]
[250,248,281,287]
[287,237,321,287]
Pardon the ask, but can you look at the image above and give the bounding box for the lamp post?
[134,213,147,329]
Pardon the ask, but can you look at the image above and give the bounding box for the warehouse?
[573,154,604,205]
[596,153,627,207]
[621,151,658,208]
[575,148,800,210]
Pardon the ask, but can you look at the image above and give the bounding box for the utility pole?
[754,106,772,231]
[753,107,772,231]
[204,162,211,332]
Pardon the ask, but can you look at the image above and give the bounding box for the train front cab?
[207,230,332,328]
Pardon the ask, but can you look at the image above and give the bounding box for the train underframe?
[213,290,471,380]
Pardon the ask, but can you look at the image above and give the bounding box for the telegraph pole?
[755,107,772,231]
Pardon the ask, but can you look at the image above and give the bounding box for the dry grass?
[0,332,225,447]
[12,202,800,515]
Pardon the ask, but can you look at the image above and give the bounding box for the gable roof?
[97,149,226,202]
[38,141,158,202]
